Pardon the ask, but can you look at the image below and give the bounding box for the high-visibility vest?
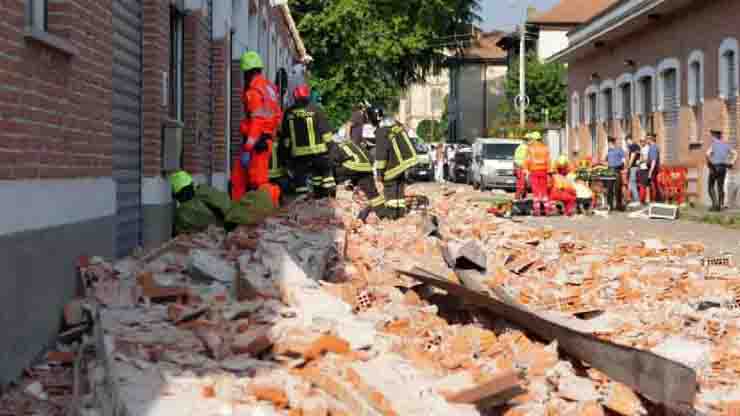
[514,143,529,167]
[526,142,550,172]
[374,124,418,180]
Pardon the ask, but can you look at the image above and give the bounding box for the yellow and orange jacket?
[525,142,550,173]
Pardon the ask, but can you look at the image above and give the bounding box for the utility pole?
[519,23,526,128]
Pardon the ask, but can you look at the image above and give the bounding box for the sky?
[480,0,561,32]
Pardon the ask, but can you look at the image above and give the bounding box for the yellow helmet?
[557,155,568,166]
[525,131,543,141]
[169,171,193,194]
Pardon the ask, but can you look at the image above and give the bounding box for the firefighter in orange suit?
[524,132,550,216]
[230,51,283,206]
[549,174,577,216]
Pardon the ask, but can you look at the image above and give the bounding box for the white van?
[469,138,521,191]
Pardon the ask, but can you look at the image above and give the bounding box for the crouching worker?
[330,140,385,222]
[549,174,577,216]
[169,170,276,235]
[569,173,594,215]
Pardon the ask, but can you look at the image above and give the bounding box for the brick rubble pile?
[33,186,740,416]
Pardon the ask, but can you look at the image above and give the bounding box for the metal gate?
[728,53,738,147]
[112,0,143,257]
[662,69,679,164]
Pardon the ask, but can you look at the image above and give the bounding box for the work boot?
[719,189,726,211]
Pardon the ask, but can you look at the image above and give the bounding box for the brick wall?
[231,61,244,167]
[211,37,229,174]
[182,9,213,177]
[567,0,740,171]
[141,0,170,178]
[0,0,113,180]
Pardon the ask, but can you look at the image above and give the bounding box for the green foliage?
[504,53,567,126]
[417,119,443,143]
[290,0,481,127]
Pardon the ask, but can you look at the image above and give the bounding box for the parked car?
[469,138,520,191]
[450,147,472,183]
[407,138,433,181]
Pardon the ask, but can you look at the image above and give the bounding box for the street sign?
[514,94,530,111]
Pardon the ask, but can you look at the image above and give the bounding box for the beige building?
[554,0,740,206]
[397,72,449,131]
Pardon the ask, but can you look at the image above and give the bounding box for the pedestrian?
[638,138,651,203]
[604,137,625,211]
[514,136,530,199]
[280,84,336,199]
[435,144,445,183]
[647,134,662,202]
[524,131,550,216]
[625,135,641,208]
[230,51,283,206]
[706,130,738,211]
[329,140,385,221]
[370,106,418,220]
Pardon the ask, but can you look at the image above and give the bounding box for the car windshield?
[482,143,518,160]
[455,152,471,163]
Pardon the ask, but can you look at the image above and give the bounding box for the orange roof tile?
[529,0,619,25]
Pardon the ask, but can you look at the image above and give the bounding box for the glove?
[240,152,251,168]
[254,134,270,153]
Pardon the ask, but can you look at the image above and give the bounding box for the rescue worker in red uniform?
[280,84,336,198]
[230,51,283,206]
[549,174,577,216]
[524,133,551,216]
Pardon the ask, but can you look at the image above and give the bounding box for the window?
[688,51,704,144]
[26,0,48,32]
[431,88,443,114]
[639,77,654,135]
[719,38,739,99]
[618,81,632,138]
[588,92,598,154]
[600,80,614,137]
[169,6,184,121]
[570,92,580,129]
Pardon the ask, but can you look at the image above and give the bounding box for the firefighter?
[514,134,530,199]
[281,84,336,198]
[524,131,550,216]
[230,51,283,206]
[268,135,291,200]
[330,139,385,222]
[169,171,276,235]
[369,106,418,220]
[549,174,577,217]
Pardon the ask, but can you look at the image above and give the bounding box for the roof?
[529,0,619,26]
[459,31,507,61]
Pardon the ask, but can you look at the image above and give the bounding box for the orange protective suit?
[549,174,576,216]
[525,142,551,214]
[230,73,283,204]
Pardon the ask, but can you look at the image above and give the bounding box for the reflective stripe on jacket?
[281,102,333,158]
[338,141,372,172]
[374,123,418,180]
[268,145,285,179]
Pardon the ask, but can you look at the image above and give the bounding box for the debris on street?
[29,184,740,415]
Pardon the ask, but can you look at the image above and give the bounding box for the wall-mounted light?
[594,41,605,48]
[624,59,636,68]
[647,13,661,21]
[590,72,601,82]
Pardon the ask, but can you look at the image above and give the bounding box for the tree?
[504,53,567,126]
[290,0,481,127]
[417,119,443,143]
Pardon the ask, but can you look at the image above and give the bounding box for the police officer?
[368,106,418,220]
[280,84,336,198]
[330,139,385,221]
[706,130,738,211]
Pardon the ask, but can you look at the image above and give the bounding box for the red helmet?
[294,84,311,100]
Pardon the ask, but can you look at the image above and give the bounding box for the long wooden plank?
[398,268,700,414]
